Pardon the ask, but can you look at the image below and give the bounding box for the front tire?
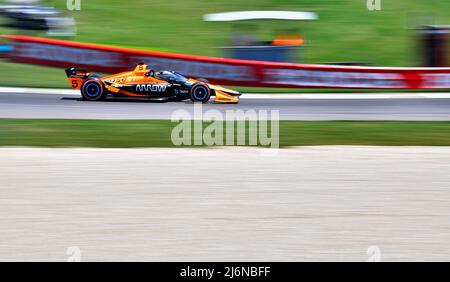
[81,78,106,101]
[190,82,211,103]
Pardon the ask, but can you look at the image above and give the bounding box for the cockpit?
[135,63,188,84]
[154,71,188,84]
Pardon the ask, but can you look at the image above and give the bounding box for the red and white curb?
[1,87,450,99]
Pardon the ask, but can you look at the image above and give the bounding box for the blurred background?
[2,1,450,262]
[0,0,450,88]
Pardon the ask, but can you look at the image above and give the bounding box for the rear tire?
[81,78,106,101]
[190,82,211,103]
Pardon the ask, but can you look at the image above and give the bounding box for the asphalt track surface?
[1,91,450,120]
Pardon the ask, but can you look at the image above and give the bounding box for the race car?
[65,63,241,103]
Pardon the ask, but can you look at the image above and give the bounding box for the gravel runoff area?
[0,147,449,261]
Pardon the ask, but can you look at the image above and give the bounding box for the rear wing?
[65,67,90,78]
[65,68,91,90]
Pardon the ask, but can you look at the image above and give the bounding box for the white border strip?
[203,11,318,22]
[1,87,450,99]
[243,93,450,99]
[0,87,79,95]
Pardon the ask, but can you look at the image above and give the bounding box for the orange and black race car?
[65,63,241,103]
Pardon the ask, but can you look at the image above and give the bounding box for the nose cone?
[208,84,241,96]
[214,90,240,104]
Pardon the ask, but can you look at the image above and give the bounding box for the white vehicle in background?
[0,0,76,36]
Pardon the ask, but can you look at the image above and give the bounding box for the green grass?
[1,119,450,147]
[2,0,449,66]
[1,0,449,88]
[0,61,69,88]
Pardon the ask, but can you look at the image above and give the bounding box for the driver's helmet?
[134,63,152,75]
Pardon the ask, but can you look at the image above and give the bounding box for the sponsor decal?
[130,56,256,81]
[401,72,423,88]
[174,89,189,95]
[421,73,450,88]
[136,84,168,92]
[263,69,407,88]
[14,42,121,67]
[107,77,126,84]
